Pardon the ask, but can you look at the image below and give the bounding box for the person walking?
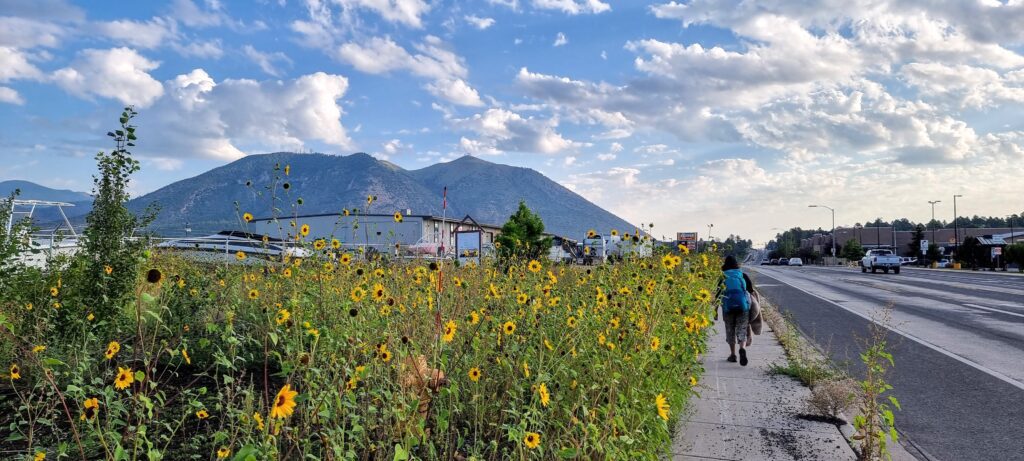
[714,255,756,366]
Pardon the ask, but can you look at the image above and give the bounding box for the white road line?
[756,270,1024,392]
[962,303,1024,319]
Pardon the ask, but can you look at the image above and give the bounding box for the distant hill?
[128,152,637,238]
[0,180,92,225]
[409,155,635,238]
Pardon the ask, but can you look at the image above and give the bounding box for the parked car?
[900,257,917,266]
[861,249,901,274]
[935,259,952,268]
[779,258,790,266]
[788,258,803,266]
[770,259,779,265]
[760,259,770,265]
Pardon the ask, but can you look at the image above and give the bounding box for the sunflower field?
[2,238,718,460]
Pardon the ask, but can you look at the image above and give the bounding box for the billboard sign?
[677,232,698,251]
[456,230,482,265]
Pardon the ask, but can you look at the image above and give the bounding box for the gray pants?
[723,310,749,346]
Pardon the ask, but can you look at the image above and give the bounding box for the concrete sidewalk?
[670,321,856,460]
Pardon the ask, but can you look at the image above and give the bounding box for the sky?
[2,0,1023,245]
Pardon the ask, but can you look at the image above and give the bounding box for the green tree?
[958,236,982,268]
[907,225,925,257]
[926,243,942,264]
[1005,243,1024,272]
[496,201,552,261]
[74,107,152,322]
[842,238,864,261]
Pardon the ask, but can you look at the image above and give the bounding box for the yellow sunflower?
[276,309,290,325]
[468,366,481,382]
[9,363,20,380]
[114,367,134,390]
[650,336,660,351]
[313,239,326,250]
[393,211,403,223]
[340,253,352,266]
[217,447,230,459]
[300,224,310,237]
[104,341,121,360]
[656,393,670,421]
[243,212,253,222]
[502,321,516,335]
[516,293,529,305]
[442,320,457,343]
[538,383,550,407]
[566,316,577,328]
[527,260,542,273]
[82,397,99,420]
[236,251,246,261]
[350,286,366,302]
[248,289,260,300]
[196,409,209,419]
[695,289,711,303]
[104,265,113,275]
[524,432,541,449]
[270,383,298,419]
[331,238,341,249]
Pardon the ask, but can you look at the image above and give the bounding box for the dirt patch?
[796,412,847,427]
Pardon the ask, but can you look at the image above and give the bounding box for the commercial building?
[802,226,1022,255]
[247,212,503,255]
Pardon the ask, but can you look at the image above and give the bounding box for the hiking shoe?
[727,354,737,363]
[739,349,748,366]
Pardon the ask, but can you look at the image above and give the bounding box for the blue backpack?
[721,269,750,312]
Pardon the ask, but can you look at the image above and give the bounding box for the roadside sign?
[921,239,928,250]
[992,247,1002,256]
[677,232,698,251]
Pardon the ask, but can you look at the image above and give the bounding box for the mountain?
[0,180,92,224]
[128,152,637,238]
[409,155,635,238]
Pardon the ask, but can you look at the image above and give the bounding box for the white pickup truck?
[861,249,902,274]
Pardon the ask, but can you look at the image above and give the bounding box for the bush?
[808,378,857,421]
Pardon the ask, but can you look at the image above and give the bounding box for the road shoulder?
[670,316,857,460]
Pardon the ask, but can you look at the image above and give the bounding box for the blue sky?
[3,0,1024,244]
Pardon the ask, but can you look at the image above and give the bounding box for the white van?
[788,258,804,266]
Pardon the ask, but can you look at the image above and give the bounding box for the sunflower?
[104,265,113,275]
[217,447,230,459]
[313,239,326,250]
[689,376,698,387]
[182,348,191,365]
[83,397,99,420]
[516,293,529,305]
[105,341,121,360]
[442,320,457,343]
[276,309,290,325]
[467,366,482,382]
[350,286,366,302]
[270,384,298,419]
[330,238,341,249]
[32,345,45,353]
[50,287,58,297]
[695,289,711,303]
[538,383,550,407]
[236,251,247,261]
[300,224,310,237]
[488,283,501,299]
[393,211,403,223]
[502,321,516,335]
[196,409,209,419]
[522,361,530,378]
[661,254,676,270]
[650,336,660,351]
[468,310,480,325]
[253,412,265,430]
[243,212,253,222]
[34,452,44,461]
[527,260,542,273]
[587,229,597,238]
[366,194,375,205]
[340,253,352,266]
[656,393,670,421]
[678,244,691,255]
[566,316,577,328]
[610,229,619,237]
[379,348,392,362]
[342,208,350,217]
[10,363,21,380]
[524,432,541,449]
[282,268,292,278]
[372,283,386,301]
[248,289,260,300]
[114,367,134,390]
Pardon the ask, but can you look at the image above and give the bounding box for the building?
[804,226,1022,255]
[247,212,503,255]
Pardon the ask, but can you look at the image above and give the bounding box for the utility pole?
[953,194,963,262]
[808,205,835,264]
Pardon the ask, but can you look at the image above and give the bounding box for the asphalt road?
[747,265,1024,461]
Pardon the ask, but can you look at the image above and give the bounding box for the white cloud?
[148,157,184,171]
[96,17,177,49]
[336,36,484,106]
[900,62,1024,109]
[52,47,165,107]
[532,0,610,15]
[172,39,224,58]
[597,153,616,161]
[0,86,24,105]
[143,69,352,161]
[170,0,226,28]
[333,0,432,28]
[0,17,67,48]
[243,45,293,77]
[488,0,519,9]
[553,32,568,47]
[465,15,495,30]
[453,108,582,155]
[0,46,43,82]
[564,156,577,166]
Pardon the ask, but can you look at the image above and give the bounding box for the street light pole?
[953,194,963,261]
[808,205,835,264]
[928,200,941,254]
[706,223,713,252]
